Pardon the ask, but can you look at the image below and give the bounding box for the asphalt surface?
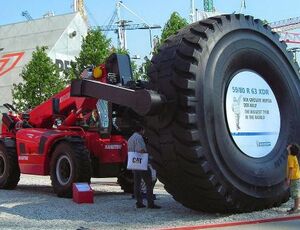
[161,216,300,230]
[208,220,300,230]
[0,175,299,230]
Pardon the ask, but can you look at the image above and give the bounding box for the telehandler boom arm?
[71,79,165,116]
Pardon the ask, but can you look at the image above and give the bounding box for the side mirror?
[52,98,60,115]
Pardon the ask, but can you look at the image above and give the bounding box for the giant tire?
[0,143,20,189]
[50,138,92,198]
[147,14,300,213]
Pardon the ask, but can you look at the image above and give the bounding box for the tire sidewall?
[51,143,76,195]
[0,145,9,184]
[198,28,300,195]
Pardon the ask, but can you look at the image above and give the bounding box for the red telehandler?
[0,54,140,197]
[1,15,300,213]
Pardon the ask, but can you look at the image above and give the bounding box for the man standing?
[127,124,161,209]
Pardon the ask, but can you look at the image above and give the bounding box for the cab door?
[16,128,47,175]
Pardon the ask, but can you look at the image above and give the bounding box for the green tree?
[12,46,66,112]
[153,12,188,55]
[110,46,128,55]
[136,56,151,80]
[160,12,188,43]
[68,28,111,79]
[144,12,188,77]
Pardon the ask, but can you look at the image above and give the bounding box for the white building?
[0,12,88,112]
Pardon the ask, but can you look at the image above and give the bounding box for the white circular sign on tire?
[225,71,280,158]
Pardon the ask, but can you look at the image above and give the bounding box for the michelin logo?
[256,141,271,147]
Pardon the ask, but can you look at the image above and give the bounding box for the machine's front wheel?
[0,143,20,189]
[147,14,300,212]
[50,139,91,197]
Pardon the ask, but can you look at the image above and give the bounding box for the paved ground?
[161,215,300,230]
[208,220,300,230]
[0,175,299,230]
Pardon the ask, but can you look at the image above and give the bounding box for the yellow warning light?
[93,66,103,79]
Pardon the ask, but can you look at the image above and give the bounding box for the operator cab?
[78,99,111,137]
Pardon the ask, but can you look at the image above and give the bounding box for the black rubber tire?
[147,14,300,213]
[117,169,134,193]
[50,138,92,198]
[0,143,20,189]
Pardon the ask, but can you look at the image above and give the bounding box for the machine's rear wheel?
[117,169,134,193]
[50,139,91,198]
[0,143,20,189]
[147,14,300,212]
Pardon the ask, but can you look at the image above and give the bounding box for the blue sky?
[1,0,300,61]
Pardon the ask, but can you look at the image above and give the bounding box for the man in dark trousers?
[127,124,161,209]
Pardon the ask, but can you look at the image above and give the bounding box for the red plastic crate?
[72,183,94,204]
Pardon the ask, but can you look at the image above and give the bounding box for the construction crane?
[288,47,300,63]
[204,0,246,14]
[99,22,161,33]
[240,0,246,14]
[102,9,118,36]
[98,1,161,50]
[269,16,300,44]
[269,16,300,32]
[269,16,300,63]
[204,0,214,12]
[189,0,196,22]
[279,32,300,44]
[21,11,33,21]
[190,0,215,23]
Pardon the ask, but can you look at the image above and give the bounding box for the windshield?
[96,99,109,129]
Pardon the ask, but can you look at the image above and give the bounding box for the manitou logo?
[0,52,24,78]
